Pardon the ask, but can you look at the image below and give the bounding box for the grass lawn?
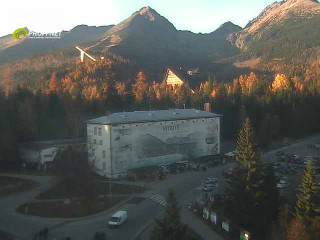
[36,179,145,200]
[0,230,13,240]
[0,176,37,198]
[17,196,128,218]
[142,224,203,240]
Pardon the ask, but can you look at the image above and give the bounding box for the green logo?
[12,28,28,40]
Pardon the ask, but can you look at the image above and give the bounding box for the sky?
[1,0,277,37]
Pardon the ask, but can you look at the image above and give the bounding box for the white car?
[202,183,218,191]
[109,211,128,228]
[277,182,288,189]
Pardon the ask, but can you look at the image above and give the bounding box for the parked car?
[280,175,288,180]
[294,154,301,159]
[202,183,218,191]
[296,158,304,165]
[204,177,218,184]
[276,151,285,157]
[277,182,288,189]
[109,211,128,228]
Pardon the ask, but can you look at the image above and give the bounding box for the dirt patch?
[233,57,261,68]
[17,196,128,218]
[0,176,37,198]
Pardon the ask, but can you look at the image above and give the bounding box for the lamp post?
[109,158,112,204]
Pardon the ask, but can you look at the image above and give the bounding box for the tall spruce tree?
[256,164,281,234]
[295,160,320,223]
[236,118,262,192]
[225,118,279,238]
[150,189,187,240]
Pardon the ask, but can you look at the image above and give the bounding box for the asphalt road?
[1,135,319,240]
[47,164,231,240]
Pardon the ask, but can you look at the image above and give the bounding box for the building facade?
[18,138,86,170]
[87,109,221,179]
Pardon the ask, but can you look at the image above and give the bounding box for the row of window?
[93,139,103,145]
[90,149,106,158]
[94,127,102,136]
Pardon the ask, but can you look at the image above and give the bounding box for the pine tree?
[257,164,281,232]
[18,97,38,140]
[295,160,320,223]
[150,189,187,240]
[225,118,278,238]
[235,118,262,191]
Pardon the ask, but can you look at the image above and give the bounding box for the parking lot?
[261,136,320,204]
[185,136,320,211]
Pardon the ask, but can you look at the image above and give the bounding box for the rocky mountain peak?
[136,6,160,21]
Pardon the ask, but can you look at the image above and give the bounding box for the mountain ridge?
[0,25,114,62]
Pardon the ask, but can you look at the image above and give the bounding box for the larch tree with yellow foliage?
[133,71,148,102]
[271,74,291,92]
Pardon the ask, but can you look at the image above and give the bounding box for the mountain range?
[1,0,320,85]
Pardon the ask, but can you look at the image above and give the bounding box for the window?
[103,150,106,158]
[103,162,106,170]
[94,127,97,135]
[94,139,97,144]
[98,128,102,136]
[100,140,103,145]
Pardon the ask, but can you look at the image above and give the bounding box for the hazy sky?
[1,0,277,37]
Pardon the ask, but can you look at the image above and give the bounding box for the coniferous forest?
[1,56,320,169]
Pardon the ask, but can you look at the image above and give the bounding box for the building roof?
[86,109,222,125]
[166,68,202,89]
[18,138,86,151]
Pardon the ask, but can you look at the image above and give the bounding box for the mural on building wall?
[112,118,219,172]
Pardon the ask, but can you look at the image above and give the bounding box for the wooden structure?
[164,68,201,92]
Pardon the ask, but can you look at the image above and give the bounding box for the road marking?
[150,193,167,206]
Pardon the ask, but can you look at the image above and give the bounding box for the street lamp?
[109,158,112,204]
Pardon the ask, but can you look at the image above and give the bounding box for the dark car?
[276,151,285,157]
